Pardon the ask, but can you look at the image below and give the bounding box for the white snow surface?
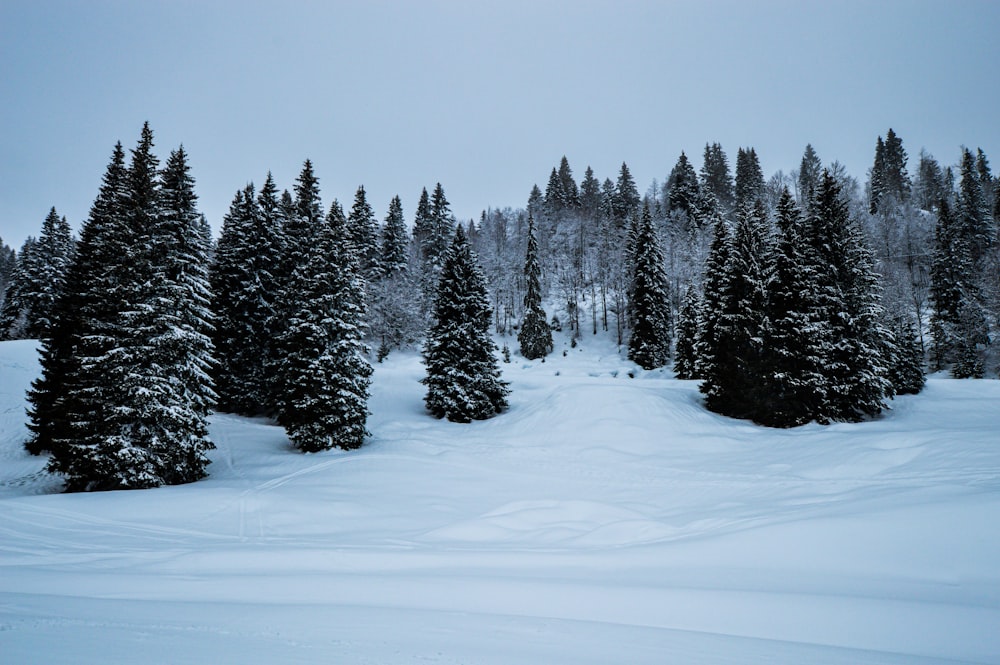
[1,336,999,664]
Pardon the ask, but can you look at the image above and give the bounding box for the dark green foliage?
[870,129,911,214]
[673,285,701,379]
[757,190,830,426]
[734,147,764,209]
[518,214,552,360]
[700,143,734,214]
[885,315,926,395]
[380,195,409,276]
[627,202,672,370]
[348,185,380,276]
[694,216,731,379]
[1,208,74,340]
[666,151,701,222]
[797,144,823,205]
[611,162,640,227]
[274,200,372,451]
[700,200,769,419]
[423,226,508,422]
[913,150,946,212]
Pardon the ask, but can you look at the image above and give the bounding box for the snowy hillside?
[1,336,999,664]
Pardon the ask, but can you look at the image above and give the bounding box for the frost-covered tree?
[734,147,764,209]
[700,200,769,419]
[348,185,380,276]
[673,285,702,379]
[665,151,701,222]
[627,202,672,369]
[0,208,74,340]
[423,226,508,422]
[758,189,829,426]
[797,143,823,205]
[700,143,734,214]
[885,315,926,395]
[380,195,409,276]
[371,195,422,359]
[274,200,372,451]
[518,213,552,360]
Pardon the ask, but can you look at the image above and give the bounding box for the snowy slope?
[1,336,999,664]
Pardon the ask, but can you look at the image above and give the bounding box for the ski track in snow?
[1,336,999,664]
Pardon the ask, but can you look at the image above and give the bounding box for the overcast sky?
[2,0,998,248]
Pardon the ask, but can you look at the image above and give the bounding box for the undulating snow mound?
[1,336,999,664]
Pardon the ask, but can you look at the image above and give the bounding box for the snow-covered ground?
[1,336,999,664]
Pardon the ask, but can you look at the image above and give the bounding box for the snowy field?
[1,336,999,664]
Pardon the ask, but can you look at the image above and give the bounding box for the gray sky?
[2,0,998,248]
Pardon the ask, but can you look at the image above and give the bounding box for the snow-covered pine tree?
[700,199,769,419]
[627,201,672,370]
[673,284,702,379]
[371,195,422,359]
[144,145,216,484]
[0,208,74,340]
[700,143,735,214]
[869,135,887,214]
[694,216,731,379]
[423,226,508,422]
[666,152,702,227]
[612,162,640,228]
[348,185,380,276]
[758,189,830,426]
[805,170,891,421]
[797,144,823,206]
[734,147,764,209]
[517,212,552,360]
[885,314,926,394]
[274,199,372,451]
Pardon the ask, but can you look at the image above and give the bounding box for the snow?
[1,335,999,664]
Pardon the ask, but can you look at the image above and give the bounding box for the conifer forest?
[1,123,998,492]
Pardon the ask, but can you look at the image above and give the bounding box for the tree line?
[1,123,996,490]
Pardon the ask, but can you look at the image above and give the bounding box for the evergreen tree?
[885,315,926,395]
[211,178,283,416]
[423,226,508,422]
[883,128,910,203]
[869,135,887,214]
[734,147,764,209]
[700,200,769,419]
[758,189,829,426]
[666,152,702,222]
[913,150,946,212]
[612,162,640,226]
[26,143,129,458]
[557,156,580,209]
[348,185,380,276]
[797,143,823,205]
[673,285,701,379]
[274,201,372,451]
[627,202,672,369]
[805,171,891,420]
[412,187,433,257]
[518,213,552,360]
[699,143,735,213]
[380,195,409,276]
[579,166,603,220]
[694,216,731,379]
[0,208,74,340]
[428,183,456,268]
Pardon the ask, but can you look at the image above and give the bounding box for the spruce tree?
[612,162,640,226]
[694,216,731,379]
[700,200,769,419]
[557,156,580,209]
[869,135,887,214]
[734,147,764,209]
[797,144,823,205]
[372,195,421,358]
[518,213,552,360]
[666,152,702,222]
[700,143,735,214]
[673,285,702,380]
[26,144,129,457]
[758,189,830,426]
[627,202,672,369]
[423,226,508,422]
[885,315,926,394]
[380,195,409,276]
[274,201,372,451]
[348,185,380,276]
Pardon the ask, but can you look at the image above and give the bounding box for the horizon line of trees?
[2,123,997,491]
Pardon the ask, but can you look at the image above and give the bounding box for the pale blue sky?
[2,0,998,247]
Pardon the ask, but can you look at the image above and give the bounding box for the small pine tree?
[423,226,508,422]
[518,213,552,360]
[627,202,672,369]
[673,285,702,379]
[348,185,380,276]
[886,315,926,394]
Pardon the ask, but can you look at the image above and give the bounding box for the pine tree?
[348,185,380,276]
[26,143,129,457]
[380,195,409,276]
[734,147,764,209]
[557,156,580,209]
[612,162,640,226]
[274,200,372,451]
[885,315,926,394]
[673,285,702,379]
[518,213,552,360]
[627,202,672,369]
[883,128,910,203]
[700,143,735,213]
[666,152,702,223]
[0,208,74,340]
[700,200,769,419]
[758,189,829,426]
[694,216,731,379]
[797,144,823,205]
[869,135,887,214]
[423,226,508,422]
[805,171,891,420]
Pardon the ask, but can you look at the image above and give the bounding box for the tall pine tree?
[627,202,672,369]
[518,213,552,360]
